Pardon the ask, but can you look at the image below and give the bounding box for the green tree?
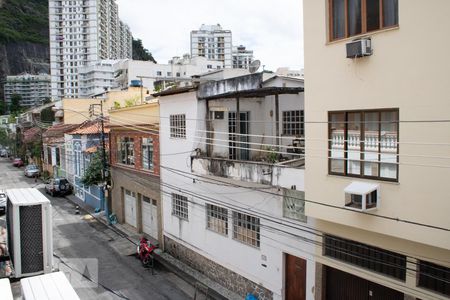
[40,107,55,123]
[81,151,109,186]
[9,93,23,115]
[132,38,157,63]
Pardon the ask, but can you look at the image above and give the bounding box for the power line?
[158,184,450,283]
[100,114,450,168]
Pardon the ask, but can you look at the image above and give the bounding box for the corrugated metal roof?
[6,188,51,205]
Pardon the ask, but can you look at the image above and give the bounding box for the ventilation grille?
[20,205,43,274]
[6,199,14,266]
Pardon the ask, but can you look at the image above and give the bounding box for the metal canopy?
[198,86,304,100]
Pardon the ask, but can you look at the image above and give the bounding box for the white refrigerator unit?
[6,188,53,278]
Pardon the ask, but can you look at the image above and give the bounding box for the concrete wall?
[159,90,316,299]
[110,166,162,242]
[62,87,146,124]
[304,0,450,299]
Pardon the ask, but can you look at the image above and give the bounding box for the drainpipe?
[205,100,212,157]
[275,94,280,149]
[236,97,240,160]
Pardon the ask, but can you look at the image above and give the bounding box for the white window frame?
[232,211,260,248]
[206,204,228,236]
[172,193,188,220]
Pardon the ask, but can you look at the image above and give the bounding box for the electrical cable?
[53,253,130,300]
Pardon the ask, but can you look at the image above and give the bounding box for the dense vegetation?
[132,38,157,63]
[0,0,49,44]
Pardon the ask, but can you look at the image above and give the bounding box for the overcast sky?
[115,0,304,72]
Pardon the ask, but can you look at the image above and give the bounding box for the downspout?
[236,97,240,160]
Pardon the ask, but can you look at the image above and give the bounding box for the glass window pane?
[366,0,381,32]
[380,111,398,179]
[332,0,346,39]
[348,0,362,36]
[347,113,361,175]
[364,112,379,176]
[330,113,345,173]
[383,0,398,27]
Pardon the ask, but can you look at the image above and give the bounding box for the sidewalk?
[63,193,241,300]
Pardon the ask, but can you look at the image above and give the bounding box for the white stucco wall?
[159,90,315,299]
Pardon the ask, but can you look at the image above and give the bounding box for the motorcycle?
[137,237,157,267]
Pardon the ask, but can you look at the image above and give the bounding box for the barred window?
[282,110,304,136]
[141,137,153,170]
[172,193,188,220]
[206,204,228,235]
[418,260,450,296]
[324,235,406,280]
[170,114,186,138]
[232,211,260,248]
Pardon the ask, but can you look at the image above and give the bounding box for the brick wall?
[164,236,273,300]
[110,128,160,176]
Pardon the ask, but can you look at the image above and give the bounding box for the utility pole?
[90,101,110,223]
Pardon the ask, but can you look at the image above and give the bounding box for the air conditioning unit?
[346,38,372,58]
[209,110,225,120]
[6,188,53,278]
[344,182,379,211]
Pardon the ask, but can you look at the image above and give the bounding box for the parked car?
[0,149,8,157]
[45,178,73,197]
[24,164,40,178]
[0,190,6,214]
[12,158,24,167]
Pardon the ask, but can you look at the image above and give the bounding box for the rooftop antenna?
[249,60,261,74]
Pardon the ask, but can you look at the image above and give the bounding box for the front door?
[124,189,137,228]
[285,254,306,300]
[142,196,158,240]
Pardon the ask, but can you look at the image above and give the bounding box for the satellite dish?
[249,60,261,73]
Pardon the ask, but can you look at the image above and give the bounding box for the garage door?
[142,196,158,240]
[326,266,404,300]
[124,189,137,228]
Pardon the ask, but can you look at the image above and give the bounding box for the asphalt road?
[0,158,197,300]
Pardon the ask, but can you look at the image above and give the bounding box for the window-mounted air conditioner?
[6,188,53,278]
[344,182,379,211]
[209,108,226,120]
[346,38,372,58]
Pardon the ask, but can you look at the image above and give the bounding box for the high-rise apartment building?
[3,73,51,109]
[78,55,223,97]
[190,24,232,68]
[49,0,132,100]
[232,45,253,69]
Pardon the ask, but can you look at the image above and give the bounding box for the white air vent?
[344,182,379,211]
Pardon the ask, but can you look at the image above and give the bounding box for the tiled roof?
[22,127,42,144]
[68,121,110,135]
[42,123,80,138]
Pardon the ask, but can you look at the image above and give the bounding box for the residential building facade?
[78,60,118,98]
[78,56,223,98]
[304,0,450,299]
[232,45,254,69]
[109,102,162,242]
[49,0,132,100]
[158,73,313,299]
[3,73,51,108]
[191,24,232,68]
[64,121,109,209]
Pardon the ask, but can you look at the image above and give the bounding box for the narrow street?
[0,158,197,300]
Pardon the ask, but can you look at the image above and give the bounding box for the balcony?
[192,156,304,189]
